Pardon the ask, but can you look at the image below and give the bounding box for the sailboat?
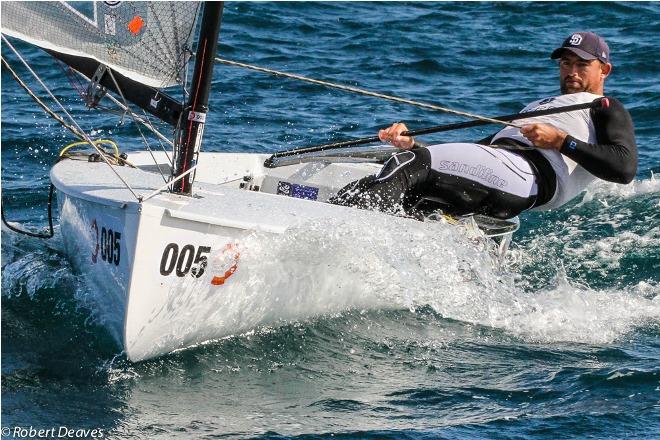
[2,2,521,361]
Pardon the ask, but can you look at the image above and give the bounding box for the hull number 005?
[91,220,121,266]
[160,244,210,278]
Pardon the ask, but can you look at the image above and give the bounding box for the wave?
[579,174,660,202]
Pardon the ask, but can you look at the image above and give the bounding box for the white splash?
[1,225,69,298]
[3,202,658,351]
[198,210,659,346]
[580,174,660,204]
[465,276,659,344]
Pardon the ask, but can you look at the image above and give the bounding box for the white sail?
[1,1,200,88]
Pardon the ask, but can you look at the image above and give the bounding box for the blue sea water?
[2,2,659,439]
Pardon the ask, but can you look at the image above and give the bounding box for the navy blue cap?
[551,32,610,63]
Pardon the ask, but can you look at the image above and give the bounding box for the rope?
[70,68,174,150]
[3,56,133,166]
[2,35,142,201]
[59,139,119,158]
[2,56,85,140]
[215,56,522,128]
[141,164,198,202]
[1,184,55,239]
[105,68,170,183]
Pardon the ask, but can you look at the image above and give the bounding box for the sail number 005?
[160,244,210,278]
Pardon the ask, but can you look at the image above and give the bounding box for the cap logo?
[569,34,583,45]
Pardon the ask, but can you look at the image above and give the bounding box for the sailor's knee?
[375,148,431,183]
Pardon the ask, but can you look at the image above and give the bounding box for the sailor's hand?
[379,122,415,150]
[520,123,567,151]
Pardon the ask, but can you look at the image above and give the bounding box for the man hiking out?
[331,32,637,219]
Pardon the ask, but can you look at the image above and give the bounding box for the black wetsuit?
[331,95,637,219]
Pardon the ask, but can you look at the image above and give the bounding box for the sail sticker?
[194,125,205,149]
[104,14,117,35]
[188,111,207,123]
[150,95,161,109]
[127,16,144,35]
[277,181,319,200]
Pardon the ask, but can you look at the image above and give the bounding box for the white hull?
[52,150,516,361]
[52,151,387,361]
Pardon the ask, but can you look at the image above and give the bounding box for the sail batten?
[1,1,200,89]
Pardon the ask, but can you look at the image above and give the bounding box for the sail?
[1,1,200,88]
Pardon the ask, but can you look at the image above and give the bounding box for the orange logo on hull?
[211,243,239,286]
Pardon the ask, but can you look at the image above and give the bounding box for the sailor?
[331,32,637,219]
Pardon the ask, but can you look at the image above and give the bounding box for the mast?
[172,2,224,195]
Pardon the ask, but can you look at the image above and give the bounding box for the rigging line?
[215,56,523,129]
[1,184,55,239]
[105,68,170,184]
[72,69,175,150]
[1,56,85,140]
[132,105,174,171]
[138,108,174,165]
[57,58,89,105]
[2,35,142,202]
[141,164,198,203]
[127,61,177,169]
